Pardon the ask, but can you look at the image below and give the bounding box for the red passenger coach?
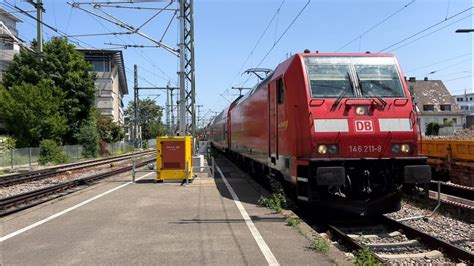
[209,52,431,215]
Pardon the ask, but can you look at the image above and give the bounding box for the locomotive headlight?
[355,106,367,115]
[391,144,401,153]
[318,144,338,155]
[317,145,328,154]
[391,144,411,154]
[400,144,410,153]
[328,145,338,155]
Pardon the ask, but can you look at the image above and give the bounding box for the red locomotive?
[208,52,431,215]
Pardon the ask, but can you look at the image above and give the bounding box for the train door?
[268,80,278,164]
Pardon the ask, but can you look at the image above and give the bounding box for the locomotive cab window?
[277,78,285,104]
[355,65,404,97]
[306,64,354,98]
[304,56,406,99]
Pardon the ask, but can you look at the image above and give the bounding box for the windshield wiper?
[367,91,387,107]
[332,72,354,109]
[355,72,386,107]
[355,72,363,96]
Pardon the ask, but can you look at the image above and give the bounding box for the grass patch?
[353,248,381,266]
[285,216,301,227]
[257,194,283,213]
[310,237,329,253]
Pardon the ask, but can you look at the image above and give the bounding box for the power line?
[3,1,97,49]
[378,6,473,52]
[388,13,471,52]
[432,70,471,78]
[425,57,473,76]
[225,0,285,92]
[256,0,311,68]
[335,0,416,52]
[444,74,473,82]
[405,52,472,73]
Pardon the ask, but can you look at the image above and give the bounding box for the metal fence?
[0,139,154,170]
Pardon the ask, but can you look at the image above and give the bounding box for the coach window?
[277,78,285,104]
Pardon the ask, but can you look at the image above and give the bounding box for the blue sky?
[2,0,473,123]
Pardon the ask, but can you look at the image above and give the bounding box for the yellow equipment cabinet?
[156,136,193,181]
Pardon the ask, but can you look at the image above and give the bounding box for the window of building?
[86,56,111,72]
[470,97,473,101]
[457,97,463,102]
[461,106,469,110]
[443,118,448,124]
[440,104,451,111]
[423,105,434,111]
[452,118,457,124]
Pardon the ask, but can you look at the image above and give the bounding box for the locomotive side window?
[277,78,285,104]
[355,65,404,97]
[306,65,354,98]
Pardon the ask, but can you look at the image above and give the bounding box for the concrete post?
[10,149,13,169]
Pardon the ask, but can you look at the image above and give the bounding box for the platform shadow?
[170,216,285,224]
[212,156,273,208]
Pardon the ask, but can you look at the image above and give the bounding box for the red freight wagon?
[209,52,431,215]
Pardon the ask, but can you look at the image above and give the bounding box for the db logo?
[354,120,374,132]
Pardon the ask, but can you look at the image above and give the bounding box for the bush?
[353,249,381,266]
[310,237,329,253]
[426,122,440,136]
[285,216,301,227]
[38,139,68,165]
[257,194,283,213]
[0,136,16,150]
[77,120,100,158]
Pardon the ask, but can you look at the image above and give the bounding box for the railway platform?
[1,154,337,265]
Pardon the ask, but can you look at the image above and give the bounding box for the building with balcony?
[77,49,128,126]
[0,8,22,80]
[408,77,465,134]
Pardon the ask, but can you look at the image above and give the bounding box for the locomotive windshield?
[305,57,405,98]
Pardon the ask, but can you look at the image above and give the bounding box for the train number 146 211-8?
[349,145,382,153]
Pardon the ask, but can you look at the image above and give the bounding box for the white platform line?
[215,163,279,266]
[1,172,154,242]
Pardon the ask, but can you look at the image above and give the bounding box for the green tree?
[125,99,167,139]
[0,81,67,147]
[426,122,440,136]
[76,117,100,158]
[2,38,96,144]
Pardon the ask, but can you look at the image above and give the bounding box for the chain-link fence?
[107,141,135,155]
[0,139,154,170]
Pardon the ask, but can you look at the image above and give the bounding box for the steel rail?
[380,216,473,262]
[326,216,473,264]
[429,181,474,201]
[0,158,155,217]
[0,150,155,187]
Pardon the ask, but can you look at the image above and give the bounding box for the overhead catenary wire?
[425,57,473,76]
[225,0,285,93]
[377,6,473,52]
[255,0,311,68]
[75,3,175,84]
[2,1,97,49]
[335,0,416,52]
[387,13,472,52]
[405,52,472,73]
[444,75,473,82]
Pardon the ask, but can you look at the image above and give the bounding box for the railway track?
[0,158,155,217]
[326,215,473,264]
[0,150,155,187]
[215,153,473,263]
